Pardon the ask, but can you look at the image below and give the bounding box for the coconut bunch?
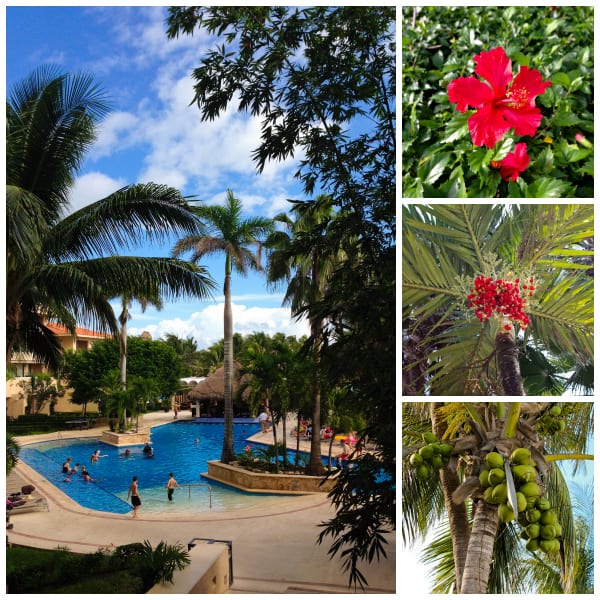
[407,432,454,480]
[479,446,562,554]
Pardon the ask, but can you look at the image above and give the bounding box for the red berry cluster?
[468,275,535,328]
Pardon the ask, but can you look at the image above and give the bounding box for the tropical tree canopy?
[402,402,594,594]
[173,189,273,463]
[7,65,216,371]
[403,204,594,395]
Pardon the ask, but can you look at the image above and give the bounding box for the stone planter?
[204,460,337,494]
[100,427,150,446]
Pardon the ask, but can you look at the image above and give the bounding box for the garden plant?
[402,6,593,197]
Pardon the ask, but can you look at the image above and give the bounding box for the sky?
[6,5,312,353]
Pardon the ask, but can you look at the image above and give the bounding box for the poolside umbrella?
[187,361,250,416]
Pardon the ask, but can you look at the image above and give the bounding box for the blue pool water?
[19,421,302,515]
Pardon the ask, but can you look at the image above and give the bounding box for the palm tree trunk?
[119,301,128,427]
[221,261,236,463]
[432,404,470,593]
[495,330,526,395]
[460,499,499,593]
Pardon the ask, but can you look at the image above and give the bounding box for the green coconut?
[498,502,515,523]
[526,538,540,552]
[431,455,444,470]
[419,445,434,460]
[416,464,430,480]
[553,522,562,537]
[539,539,555,553]
[540,510,557,525]
[512,465,537,483]
[514,492,527,513]
[526,508,541,523]
[536,498,550,511]
[430,442,442,455]
[492,482,508,504]
[485,451,504,470]
[479,469,491,488]
[439,443,453,457]
[519,481,542,498]
[488,468,506,486]
[526,523,540,539]
[541,524,556,540]
[510,447,532,465]
[409,453,424,467]
[423,432,438,444]
[483,487,498,504]
[549,404,562,416]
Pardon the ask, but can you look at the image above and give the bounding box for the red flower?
[447,47,551,148]
[497,143,531,181]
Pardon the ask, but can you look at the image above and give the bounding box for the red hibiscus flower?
[496,143,530,181]
[448,47,551,148]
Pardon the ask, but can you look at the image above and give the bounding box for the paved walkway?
[7,412,395,594]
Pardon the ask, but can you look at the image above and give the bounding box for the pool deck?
[8,412,396,594]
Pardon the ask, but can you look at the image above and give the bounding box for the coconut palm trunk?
[460,499,500,593]
[221,258,236,463]
[432,404,470,592]
[496,330,526,395]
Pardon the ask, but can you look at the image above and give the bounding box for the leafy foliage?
[402,6,593,197]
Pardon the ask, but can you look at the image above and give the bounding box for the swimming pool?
[19,421,301,515]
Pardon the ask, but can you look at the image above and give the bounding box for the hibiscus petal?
[474,47,513,98]
[499,143,530,181]
[503,106,543,137]
[468,105,510,148]
[510,66,552,105]
[448,76,494,112]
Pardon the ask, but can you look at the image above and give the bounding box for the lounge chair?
[7,494,49,513]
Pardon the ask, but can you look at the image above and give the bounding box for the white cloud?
[128,301,310,350]
[67,171,128,213]
[92,111,141,160]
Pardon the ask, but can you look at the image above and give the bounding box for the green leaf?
[491,137,513,162]
[447,165,467,198]
[526,178,570,198]
[533,146,554,174]
[545,19,563,36]
[440,112,469,144]
[468,148,493,174]
[512,51,530,67]
[554,111,580,127]
[550,72,570,88]
[417,153,452,185]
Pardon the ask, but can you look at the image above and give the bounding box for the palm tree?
[7,433,20,475]
[402,402,594,593]
[7,66,216,372]
[267,195,342,475]
[402,204,594,395]
[172,190,273,463]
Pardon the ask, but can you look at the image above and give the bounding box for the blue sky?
[6,5,311,351]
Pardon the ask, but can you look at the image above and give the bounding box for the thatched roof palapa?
[187,361,250,401]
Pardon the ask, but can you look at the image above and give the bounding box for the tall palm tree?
[267,195,342,475]
[402,402,594,593]
[7,66,217,371]
[402,204,594,396]
[172,190,273,463]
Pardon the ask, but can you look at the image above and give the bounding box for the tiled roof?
[45,322,110,339]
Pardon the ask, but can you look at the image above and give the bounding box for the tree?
[63,337,184,414]
[166,7,395,585]
[403,204,594,395]
[7,66,216,372]
[267,195,343,475]
[18,373,61,415]
[172,190,273,463]
[402,402,594,593]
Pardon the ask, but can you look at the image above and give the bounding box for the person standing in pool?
[165,473,181,501]
[127,476,142,518]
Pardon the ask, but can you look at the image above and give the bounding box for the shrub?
[402,6,593,197]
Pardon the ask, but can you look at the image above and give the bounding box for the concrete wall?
[205,460,337,493]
